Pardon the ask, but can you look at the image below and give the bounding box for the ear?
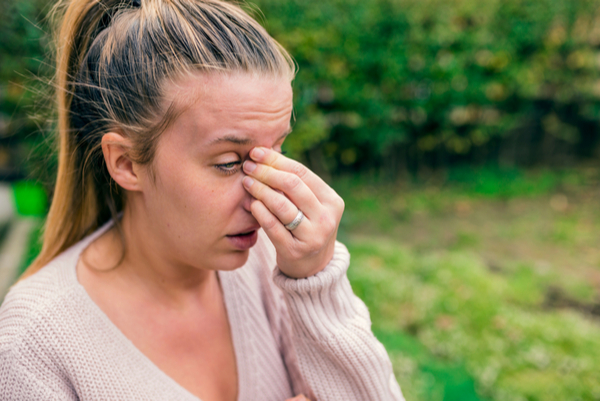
[101,132,142,192]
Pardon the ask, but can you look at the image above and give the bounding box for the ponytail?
[22,0,131,279]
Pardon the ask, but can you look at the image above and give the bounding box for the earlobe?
[101,133,142,192]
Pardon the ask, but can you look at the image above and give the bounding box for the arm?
[272,241,404,401]
[0,301,78,401]
[242,147,402,400]
[0,356,78,401]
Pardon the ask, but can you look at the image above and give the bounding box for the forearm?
[273,241,404,401]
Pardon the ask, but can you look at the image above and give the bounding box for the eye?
[215,161,241,176]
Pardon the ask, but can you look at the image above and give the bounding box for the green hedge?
[0,0,52,183]
[254,0,600,175]
[2,0,600,180]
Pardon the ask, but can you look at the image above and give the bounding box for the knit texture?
[0,222,403,401]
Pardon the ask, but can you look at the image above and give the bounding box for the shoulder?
[0,220,112,355]
[0,253,84,399]
[0,249,80,358]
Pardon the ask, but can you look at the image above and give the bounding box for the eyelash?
[215,161,242,176]
[215,151,287,176]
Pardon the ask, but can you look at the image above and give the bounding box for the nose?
[241,176,255,213]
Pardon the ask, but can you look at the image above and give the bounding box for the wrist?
[278,248,335,279]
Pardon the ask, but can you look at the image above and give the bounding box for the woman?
[0,0,403,400]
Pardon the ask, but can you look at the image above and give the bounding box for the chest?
[79,269,238,401]
[76,262,294,400]
[122,305,239,401]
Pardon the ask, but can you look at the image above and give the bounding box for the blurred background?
[1,0,600,399]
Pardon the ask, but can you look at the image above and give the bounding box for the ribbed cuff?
[272,241,367,341]
[272,241,350,291]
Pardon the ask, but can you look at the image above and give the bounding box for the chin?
[213,250,250,272]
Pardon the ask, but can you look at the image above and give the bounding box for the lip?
[227,225,261,237]
[225,229,259,250]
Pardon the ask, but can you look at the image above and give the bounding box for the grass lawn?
[12,166,600,400]
[333,167,600,401]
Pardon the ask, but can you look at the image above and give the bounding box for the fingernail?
[251,147,265,160]
[243,160,257,173]
[242,176,254,188]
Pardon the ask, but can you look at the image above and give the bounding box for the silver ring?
[284,210,304,231]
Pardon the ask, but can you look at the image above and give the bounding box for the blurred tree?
[0,0,53,184]
[252,0,600,178]
[2,0,600,183]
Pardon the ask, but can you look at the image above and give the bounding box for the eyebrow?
[209,127,292,146]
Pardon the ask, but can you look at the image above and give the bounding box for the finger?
[249,198,296,246]
[243,176,311,237]
[249,147,337,204]
[243,175,300,225]
[243,160,320,219]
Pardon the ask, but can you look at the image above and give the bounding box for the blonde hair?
[22,0,295,279]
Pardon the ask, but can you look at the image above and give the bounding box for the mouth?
[226,226,260,237]
[225,226,260,250]
[227,230,255,237]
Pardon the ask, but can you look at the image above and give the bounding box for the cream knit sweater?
[0,222,403,401]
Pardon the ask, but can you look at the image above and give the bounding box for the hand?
[285,395,312,401]
[242,147,344,279]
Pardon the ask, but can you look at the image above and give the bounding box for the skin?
[77,72,342,401]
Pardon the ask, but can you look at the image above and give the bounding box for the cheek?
[149,158,244,222]
[147,140,249,226]
[149,146,200,203]
[196,174,247,214]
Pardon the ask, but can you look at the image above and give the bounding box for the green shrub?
[3,0,600,180]
[254,0,600,175]
[0,0,53,183]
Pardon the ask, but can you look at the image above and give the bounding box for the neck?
[98,205,218,309]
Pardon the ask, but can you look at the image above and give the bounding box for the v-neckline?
[65,219,251,401]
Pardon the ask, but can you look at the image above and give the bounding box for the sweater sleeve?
[0,354,78,401]
[0,290,79,401]
[271,241,404,401]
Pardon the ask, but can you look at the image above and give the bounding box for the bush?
[253,0,600,176]
[0,0,52,182]
[3,0,600,181]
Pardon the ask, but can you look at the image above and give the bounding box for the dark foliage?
[2,0,600,183]
[253,0,600,177]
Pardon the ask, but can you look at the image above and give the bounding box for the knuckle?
[291,162,308,179]
[324,218,337,233]
[274,196,289,215]
[334,195,345,212]
[282,174,302,191]
[317,211,327,224]
[327,192,344,210]
[263,215,279,231]
[318,212,335,230]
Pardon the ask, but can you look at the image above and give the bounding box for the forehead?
[160,72,293,148]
